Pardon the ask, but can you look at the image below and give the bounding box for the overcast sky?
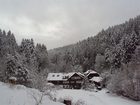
[0,0,140,49]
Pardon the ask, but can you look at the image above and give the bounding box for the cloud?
[0,0,140,49]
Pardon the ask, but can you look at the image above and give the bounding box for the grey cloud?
[0,0,140,49]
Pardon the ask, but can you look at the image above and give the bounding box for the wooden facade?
[63,73,84,89]
[47,80,63,85]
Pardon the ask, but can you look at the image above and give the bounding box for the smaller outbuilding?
[84,70,100,79]
[9,76,17,84]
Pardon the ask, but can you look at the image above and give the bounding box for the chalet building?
[47,70,102,89]
[47,72,85,89]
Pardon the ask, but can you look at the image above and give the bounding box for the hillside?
[48,15,140,100]
[48,15,140,73]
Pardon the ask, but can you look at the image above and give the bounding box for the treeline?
[0,30,49,89]
[49,16,140,100]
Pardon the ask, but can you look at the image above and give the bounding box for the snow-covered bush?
[107,71,124,95]
[74,99,87,105]
[44,85,57,101]
[121,63,140,100]
[82,77,91,90]
[107,64,140,100]
[101,71,112,88]
[83,83,96,91]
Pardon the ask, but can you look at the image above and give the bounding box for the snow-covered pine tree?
[5,53,29,85]
[36,44,49,72]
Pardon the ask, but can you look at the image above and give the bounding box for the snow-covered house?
[47,70,102,89]
[9,76,17,84]
[47,72,85,89]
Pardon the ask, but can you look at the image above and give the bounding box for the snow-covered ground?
[0,82,64,105]
[55,89,140,105]
[1,81,139,105]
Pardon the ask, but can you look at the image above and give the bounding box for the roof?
[90,77,102,82]
[65,72,75,77]
[66,72,85,78]
[9,76,17,81]
[47,73,64,81]
[84,70,100,77]
[84,70,97,75]
[77,72,85,78]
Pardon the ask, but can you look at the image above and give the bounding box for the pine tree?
[5,53,29,85]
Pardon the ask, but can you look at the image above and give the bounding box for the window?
[52,75,55,77]
[57,75,59,77]
[71,76,81,80]
[76,81,83,83]
[63,76,69,79]
[70,81,74,83]
[63,81,69,84]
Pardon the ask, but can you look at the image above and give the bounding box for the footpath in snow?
[56,89,140,105]
[0,82,64,105]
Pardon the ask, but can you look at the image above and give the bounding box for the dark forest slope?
[49,15,140,73]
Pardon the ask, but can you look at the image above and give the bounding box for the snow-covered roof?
[65,72,84,78]
[9,77,17,81]
[84,70,97,75]
[84,70,99,78]
[90,77,102,82]
[47,73,64,81]
[77,72,85,78]
[65,72,75,77]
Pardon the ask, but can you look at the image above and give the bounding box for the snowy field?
[0,82,64,105]
[1,81,140,105]
[55,89,140,105]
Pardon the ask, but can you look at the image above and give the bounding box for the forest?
[0,15,140,100]
[49,15,140,100]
